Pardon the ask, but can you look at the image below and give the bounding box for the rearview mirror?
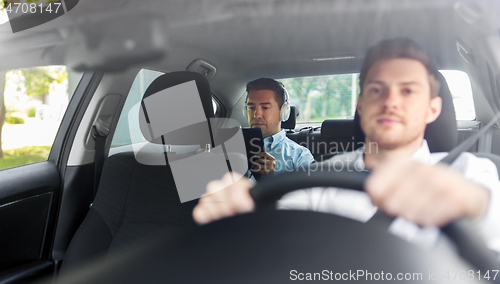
[66,15,167,72]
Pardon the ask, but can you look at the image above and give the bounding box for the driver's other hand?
[365,158,490,227]
[193,172,255,225]
[250,152,276,176]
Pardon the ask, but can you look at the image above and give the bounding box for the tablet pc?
[241,127,265,161]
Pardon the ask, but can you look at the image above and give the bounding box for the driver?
[192,38,500,251]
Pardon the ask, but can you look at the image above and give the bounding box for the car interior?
[1,0,500,283]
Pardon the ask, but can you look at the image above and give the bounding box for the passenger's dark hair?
[359,38,440,98]
[246,78,286,107]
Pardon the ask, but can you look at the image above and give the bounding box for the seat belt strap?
[93,126,107,202]
[477,123,494,153]
[439,111,500,165]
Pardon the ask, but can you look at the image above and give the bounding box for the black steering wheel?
[55,169,498,284]
[250,169,499,283]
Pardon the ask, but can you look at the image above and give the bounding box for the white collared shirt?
[277,140,500,253]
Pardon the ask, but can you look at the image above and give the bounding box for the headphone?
[244,83,291,122]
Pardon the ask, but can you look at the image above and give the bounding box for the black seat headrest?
[353,71,457,152]
[138,71,215,145]
[142,71,214,119]
[423,72,458,152]
[321,119,355,138]
[281,106,299,130]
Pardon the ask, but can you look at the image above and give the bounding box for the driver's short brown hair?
[359,38,440,98]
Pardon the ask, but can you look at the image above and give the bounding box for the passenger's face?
[246,90,281,138]
[357,58,442,149]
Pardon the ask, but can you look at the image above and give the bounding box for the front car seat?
[60,71,247,272]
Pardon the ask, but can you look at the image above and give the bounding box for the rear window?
[281,70,475,123]
[281,74,359,123]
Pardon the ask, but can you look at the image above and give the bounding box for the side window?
[0,66,83,171]
[212,98,218,115]
[111,69,164,149]
[440,70,475,120]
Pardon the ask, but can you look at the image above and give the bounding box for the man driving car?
[192,38,500,252]
[245,78,314,177]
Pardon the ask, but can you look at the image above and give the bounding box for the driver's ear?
[426,96,442,124]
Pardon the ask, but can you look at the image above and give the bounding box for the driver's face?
[357,58,442,149]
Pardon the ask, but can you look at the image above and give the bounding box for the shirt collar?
[353,139,432,169]
[410,139,432,165]
[263,130,286,151]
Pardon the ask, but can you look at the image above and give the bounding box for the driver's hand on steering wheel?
[193,173,255,225]
[193,157,491,227]
[365,157,491,227]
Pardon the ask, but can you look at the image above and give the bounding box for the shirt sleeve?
[294,147,315,168]
[452,153,500,253]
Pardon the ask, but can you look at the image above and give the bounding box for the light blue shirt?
[263,130,315,174]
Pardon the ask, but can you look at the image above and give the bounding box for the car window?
[440,70,475,120]
[111,69,165,149]
[281,74,359,123]
[0,66,83,171]
[281,70,475,123]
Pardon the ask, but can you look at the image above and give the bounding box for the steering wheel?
[250,169,499,283]
[55,170,498,284]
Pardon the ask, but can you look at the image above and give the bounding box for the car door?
[0,68,98,283]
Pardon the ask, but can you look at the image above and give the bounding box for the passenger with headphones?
[245,78,314,177]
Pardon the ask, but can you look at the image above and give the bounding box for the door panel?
[0,162,60,281]
[0,68,100,283]
[1,192,52,269]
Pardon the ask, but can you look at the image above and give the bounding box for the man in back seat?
[245,78,314,177]
[193,39,500,252]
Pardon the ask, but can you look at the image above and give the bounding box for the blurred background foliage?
[281,74,360,123]
[8,66,67,103]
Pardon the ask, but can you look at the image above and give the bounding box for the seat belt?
[92,117,111,203]
[93,128,106,199]
[439,111,500,165]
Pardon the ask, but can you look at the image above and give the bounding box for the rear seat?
[286,118,358,162]
[281,106,298,133]
[318,119,357,161]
